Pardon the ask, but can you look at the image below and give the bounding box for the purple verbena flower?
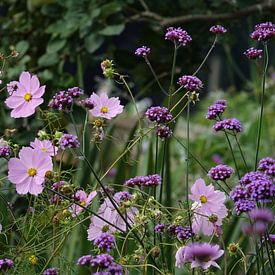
[209,25,227,34]
[165,27,192,46]
[167,224,177,235]
[124,174,161,187]
[59,134,80,150]
[178,75,202,92]
[67,87,83,98]
[206,101,227,120]
[43,268,59,275]
[52,181,65,191]
[113,191,132,204]
[156,125,172,140]
[257,157,275,172]
[91,254,114,268]
[230,185,249,202]
[208,165,234,181]
[250,22,275,41]
[154,224,165,233]
[77,255,93,266]
[48,90,73,110]
[145,106,173,123]
[213,118,242,132]
[80,97,95,109]
[0,258,14,271]
[266,164,275,177]
[107,263,123,275]
[249,208,274,224]
[240,171,267,185]
[94,232,115,252]
[135,46,150,57]
[0,139,11,158]
[175,226,193,240]
[244,47,263,59]
[7,81,19,95]
[234,199,256,215]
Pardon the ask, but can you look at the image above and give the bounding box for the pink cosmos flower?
[176,243,224,269]
[8,147,53,195]
[190,178,227,236]
[88,92,124,119]
[30,138,58,157]
[5,71,45,118]
[69,190,97,216]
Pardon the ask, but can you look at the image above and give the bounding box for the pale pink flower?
[69,190,97,216]
[88,92,123,119]
[190,178,227,236]
[5,71,45,118]
[30,138,58,157]
[8,147,53,195]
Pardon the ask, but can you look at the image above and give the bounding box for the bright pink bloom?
[70,190,97,216]
[5,71,45,118]
[88,93,123,119]
[8,147,53,195]
[30,138,58,157]
[190,178,227,236]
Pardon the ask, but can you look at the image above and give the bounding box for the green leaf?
[38,52,59,67]
[84,34,104,53]
[99,24,125,36]
[15,40,29,56]
[46,38,66,53]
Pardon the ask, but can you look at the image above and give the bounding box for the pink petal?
[30,75,40,91]
[10,102,36,118]
[32,86,45,98]
[5,96,24,109]
[19,71,31,91]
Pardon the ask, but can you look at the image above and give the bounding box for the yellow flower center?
[24,93,32,102]
[101,106,108,113]
[41,147,48,152]
[200,195,207,203]
[27,168,37,177]
[29,255,38,265]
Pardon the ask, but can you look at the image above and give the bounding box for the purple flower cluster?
[43,268,59,275]
[0,141,10,158]
[206,100,227,120]
[175,226,193,240]
[258,157,275,172]
[165,27,192,46]
[209,25,227,34]
[124,174,161,187]
[49,87,83,110]
[177,75,202,92]
[107,263,124,274]
[250,22,275,41]
[59,134,80,150]
[230,170,275,215]
[145,106,173,124]
[156,125,172,140]
[80,97,95,109]
[244,47,263,60]
[154,224,165,233]
[77,255,93,266]
[94,233,115,252]
[213,118,242,132]
[114,191,132,204]
[91,254,114,268]
[7,81,19,95]
[208,164,234,181]
[135,46,150,57]
[0,258,14,271]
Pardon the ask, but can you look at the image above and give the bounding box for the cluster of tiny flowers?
[43,268,59,275]
[165,27,192,46]
[124,174,161,187]
[154,224,165,233]
[257,157,275,172]
[49,87,83,110]
[59,134,80,150]
[208,164,234,181]
[77,255,93,266]
[244,47,263,59]
[80,97,95,109]
[0,142,10,157]
[0,258,14,271]
[156,125,172,140]
[206,100,227,120]
[177,75,202,92]
[213,118,242,132]
[250,22,275,41]
[91,254,114,268]
[135,46,150,57]
[94,233,115,252]
[52,181,65,191]
[175,226,193,240]
[114,191,132,203]
[6,81,18,95]
[209,25,227,34]
[107,263,123,274]
[145,106,173,123]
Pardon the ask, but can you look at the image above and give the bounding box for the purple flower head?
[249,208,274,224]
[251,22,275,41]
[145,106,173,123]
[91,254,114,268]
[80,97,95,109]
[94,232,115,252]
[0,258,14,271]
[209,25,227,35]
[234,199,256,215]
[165,27,192,46]
[206,101,227,120]
[124,174,161,187]
[154,224,165,233]
[0,139,11,158]
[156,125,172,140]
[240,171,267,185]
[107,263,123,275]
[135,46,150,57]
[175,226,193,240]
[177,75,202,92]
[59,134,80,150]
[113,191,132,204]
[77,255,93,266]
[52,181,65,191]
[266,164,275,177]
[208,164,234,181]
[213,118,242,132]
[67,87,83,98]
[7,81,19,95]
[258,157,275,172]
[269,234,275,243]
[215,100,227,106]
[48,90,73,110]
[244,47,263,60]
[230,185,249,202]
[43,268,59,275]
[175,243,224,269]
[167,224,177,235]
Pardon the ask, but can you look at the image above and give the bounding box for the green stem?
[234,133,248,172]
[82,111,88,155]
[254,42,269,170]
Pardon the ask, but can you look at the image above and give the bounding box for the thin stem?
[233,133,248,172]
[82,111,88,155]
[168,43,177,109]
[254,42,269,170]
[264,234,275,275]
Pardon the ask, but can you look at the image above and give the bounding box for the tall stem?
[254,42,268,170]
